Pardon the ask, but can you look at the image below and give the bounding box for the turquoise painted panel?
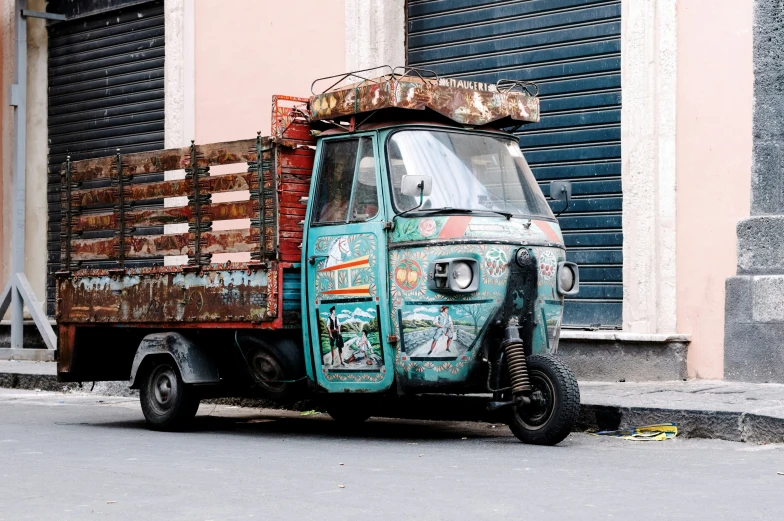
[391,215,563,245]
[388,239,565,386]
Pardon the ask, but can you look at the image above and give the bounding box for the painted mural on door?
[399,302,493,360]
[312,234,384,382]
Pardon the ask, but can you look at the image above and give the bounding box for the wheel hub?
[515,370,556,429]
[249,350,285,393]
[149,367,178,413]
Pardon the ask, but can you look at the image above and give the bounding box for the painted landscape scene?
[401,303,489,358]
[317,305,383,369]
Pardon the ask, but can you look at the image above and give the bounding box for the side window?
[313,137,378,224]
[349,138,378,222]
[313,140,359,224]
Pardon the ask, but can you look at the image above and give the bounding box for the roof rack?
[309,65,540,128]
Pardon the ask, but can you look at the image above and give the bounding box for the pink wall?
[677,1,753,378]
[194,0,346,143]
[0,24,4,287]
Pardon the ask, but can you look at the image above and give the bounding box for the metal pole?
[10,0,27,349]
[0,2,60,356]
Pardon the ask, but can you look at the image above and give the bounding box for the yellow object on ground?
[594,423,678,441]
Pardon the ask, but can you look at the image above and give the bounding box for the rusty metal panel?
[194,139,259,167]
[271,95,312,142]
[70,237,119,261]
[70,172,255,208]
[204,200,256,221]
[72,207,194,232]
[310,74,540,126]
[199,229,259,255]
[69,147,190,183]
[57,127,313,328]
[57,267,273,323]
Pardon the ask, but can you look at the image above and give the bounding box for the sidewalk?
[2,360,783,444]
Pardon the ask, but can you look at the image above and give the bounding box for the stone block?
[750,142,784,214]
[753,96,784,140]
[736,215,784,273]
[725,276,753,324]
[724,321,784,382]
[752,275,784,322]
[753,0,784,78]
[558,337,687,381]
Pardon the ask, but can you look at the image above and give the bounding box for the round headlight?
[558,264,575,292]
[515,248,531,267]
[451,261,473,289]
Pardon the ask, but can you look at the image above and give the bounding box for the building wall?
[193,0,346,144]
[0,0,48,314]
[676,0,753,378]
[1,0,11,301]
[25,0,48,308]
[0,1,5,295]
[621,0,678,335]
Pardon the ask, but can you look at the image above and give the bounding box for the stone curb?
[2,372,783,444]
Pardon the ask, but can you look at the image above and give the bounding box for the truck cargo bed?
[56,96,314,335]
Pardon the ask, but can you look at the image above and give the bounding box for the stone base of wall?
[0,321,55,361]
[558,331,689,382]
[725,275,784,382]
[0,321,52,350]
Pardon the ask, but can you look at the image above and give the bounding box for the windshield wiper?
[413,207,514,220]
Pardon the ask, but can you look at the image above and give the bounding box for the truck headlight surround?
[428,258,479,294]
[556,261,580,295]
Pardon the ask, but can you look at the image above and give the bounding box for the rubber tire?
[240,335,306,403]
[139,358,200,431]
[507,354,580,446]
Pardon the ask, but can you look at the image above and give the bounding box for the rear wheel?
[239,335,305,403]
[139,359,200,431]
[507,354,580,446]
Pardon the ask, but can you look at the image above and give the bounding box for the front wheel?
[508,354,580,446]
[139,359,200,431]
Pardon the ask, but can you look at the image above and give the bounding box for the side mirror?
[401,174,432,197]
[549,180,571,217]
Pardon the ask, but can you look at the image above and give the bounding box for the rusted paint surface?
[271,95,312,142]
[69,147,190,183]
[310,75,540,126]
[126,234,193,258]
[55,324,76,372]
[59,128,315,328]
[71,237,119,261]
[200,229,259,254]
[194,139,260,167]
[66,140,260,183]
[72,207,195,232]
[57,267,272,324]
[205,200,256,221]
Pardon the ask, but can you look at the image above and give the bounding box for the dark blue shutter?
[407,0,622,328]
[46,1,165,315]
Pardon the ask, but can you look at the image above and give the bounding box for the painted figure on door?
[428,305,454,355]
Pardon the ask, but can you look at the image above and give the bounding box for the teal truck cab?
[56,67,580,445]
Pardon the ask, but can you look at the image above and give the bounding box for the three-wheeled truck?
[55,67,581,445]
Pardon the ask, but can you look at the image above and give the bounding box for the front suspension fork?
[488,322,533,411]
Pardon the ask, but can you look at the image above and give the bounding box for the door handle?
[308,254,328,265]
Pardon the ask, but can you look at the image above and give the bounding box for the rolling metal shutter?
[46,1,165,315]
[407,0,622,328]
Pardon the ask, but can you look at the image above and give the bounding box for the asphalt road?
[1,389,782,521]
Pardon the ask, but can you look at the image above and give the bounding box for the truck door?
[303,135,393,392]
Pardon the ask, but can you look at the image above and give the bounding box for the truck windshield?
[387,130,554,219]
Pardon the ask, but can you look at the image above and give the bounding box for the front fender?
[129,332,220,388]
